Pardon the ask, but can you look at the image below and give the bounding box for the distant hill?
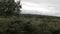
[20,14,60,19]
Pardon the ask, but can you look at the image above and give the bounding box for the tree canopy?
[0,0,21,16]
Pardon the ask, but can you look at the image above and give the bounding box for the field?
[0,14,60,34]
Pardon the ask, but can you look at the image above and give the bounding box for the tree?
[0,0,21,16]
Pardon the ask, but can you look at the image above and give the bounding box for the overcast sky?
[21,0,60,17]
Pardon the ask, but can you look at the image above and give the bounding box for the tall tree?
[0,0,21,16]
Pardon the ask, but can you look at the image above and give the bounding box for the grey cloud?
[22,0,60,4]
[22,0,60,17]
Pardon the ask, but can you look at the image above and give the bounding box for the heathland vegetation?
[0,14,60,34]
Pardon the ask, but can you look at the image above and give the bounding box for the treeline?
[20,14,60,19]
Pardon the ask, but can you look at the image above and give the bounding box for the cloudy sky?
[21,0,60,17]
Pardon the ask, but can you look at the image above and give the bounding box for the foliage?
[0,0,21,17]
